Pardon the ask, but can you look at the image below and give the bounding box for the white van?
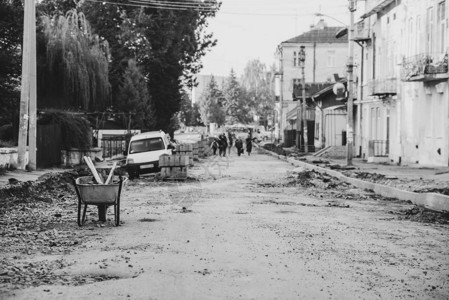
[126,131,173,179]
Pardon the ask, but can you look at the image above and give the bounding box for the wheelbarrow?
[73,176,127,226]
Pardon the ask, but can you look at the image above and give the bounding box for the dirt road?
[3,149,449,299]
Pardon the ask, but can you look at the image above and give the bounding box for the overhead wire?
[129,0,217,10]
[85,0,218,11]
[84,0,346,17]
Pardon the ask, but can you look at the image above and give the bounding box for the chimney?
[315,19,327,30]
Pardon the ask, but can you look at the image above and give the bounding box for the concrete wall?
[0,148,28,169]
[400,82,449,166]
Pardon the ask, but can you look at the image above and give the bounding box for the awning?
[361,0,396,19]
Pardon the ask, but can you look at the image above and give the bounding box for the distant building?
[275,20,348,145]
[191,74,226,105]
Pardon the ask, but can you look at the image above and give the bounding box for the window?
[438,1,446,52]
[370,108,376,139]
[327,50,336,67]
[427,6,434,53]
[129,137,165,154]
[409,18,414,56]
[293,51,297,67]
[416,15,422,54]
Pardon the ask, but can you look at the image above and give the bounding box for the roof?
[323,104,347,111]
[312,79,348,99]
[282,26,347,44]
[361,0,396,19]
[130,131,166,141]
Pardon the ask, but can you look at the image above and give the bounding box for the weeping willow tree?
[39,9,110,110]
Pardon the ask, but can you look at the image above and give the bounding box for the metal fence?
[101,135,130,159]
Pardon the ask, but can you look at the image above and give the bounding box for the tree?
[39,8,111,110]
[177,92,204,127]
[199,76,225,127]
[0,0,23,129]
[223,69,253,124]
[117,59,155,131]
[127,4,219,133]
[35,0,220,134]
[241,59,275,128]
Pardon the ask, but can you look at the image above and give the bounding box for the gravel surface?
[1,151,448,299]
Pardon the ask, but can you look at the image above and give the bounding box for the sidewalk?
[257,145,449,212]
[305,156,449,192]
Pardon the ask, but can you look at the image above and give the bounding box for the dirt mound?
[394,206,449,224]
[413,187,449,196]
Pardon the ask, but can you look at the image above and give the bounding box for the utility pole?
[29,0,37,170]
[300,46,308,153]
[346,0,356,166]
[276,46,284,144]
[18,0,37,170]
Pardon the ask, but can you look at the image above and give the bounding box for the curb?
[258,146,449,213]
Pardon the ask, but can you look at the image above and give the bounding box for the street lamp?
[346,0,356,166]
[314,12,348,26]
[317,4,356,165]
[275,45,284,144]
[298,46,307,153]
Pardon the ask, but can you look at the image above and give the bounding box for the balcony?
[401,52,449,82]
[353,21,371,42]
[367,78,397,96]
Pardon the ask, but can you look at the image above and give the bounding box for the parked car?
[125,131,174,179]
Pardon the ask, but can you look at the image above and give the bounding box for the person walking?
[235,138,244,156]
[218,133,228,157]
[227,131,234,155]
[245,134,253,156]
[211,138,219,156]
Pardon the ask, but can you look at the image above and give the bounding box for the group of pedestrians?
[210,131,253,157]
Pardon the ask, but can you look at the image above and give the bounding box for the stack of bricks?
[175,144,194,166]
[192,142,200,161]
[198,140,206,158]
[159,155,189,180]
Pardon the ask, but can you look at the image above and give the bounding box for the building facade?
[358,0,449,166]
[275,20,348,143]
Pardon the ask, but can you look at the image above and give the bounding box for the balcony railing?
[367,78,397,96]
[401,52,449,82]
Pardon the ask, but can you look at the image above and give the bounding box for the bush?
[0,124,13,141]
[38,110,92,150]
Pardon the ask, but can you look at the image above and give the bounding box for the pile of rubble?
[0,169,108,290]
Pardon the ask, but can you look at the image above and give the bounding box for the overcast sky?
[199,0,356,77]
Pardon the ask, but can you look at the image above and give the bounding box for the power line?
[130,0,217,10]
[130,0,217,7]
[84,0,346,17]
[85,0,214,11]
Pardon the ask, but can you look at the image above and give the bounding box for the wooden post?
[28,0,37,170]
[17,0,32,170]
[17,0,37,170]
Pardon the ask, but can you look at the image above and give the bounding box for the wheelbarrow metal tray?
[75,176,121,205]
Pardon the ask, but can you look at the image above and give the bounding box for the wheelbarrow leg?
[114,176,123,226]
[82,204,88,225]
[77,199,83,226]
[73,177,85,227]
